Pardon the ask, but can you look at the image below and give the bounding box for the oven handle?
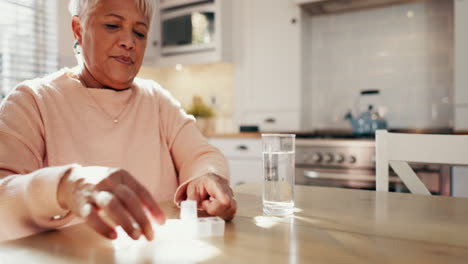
[301,169,383,182]
[304,170,319,179]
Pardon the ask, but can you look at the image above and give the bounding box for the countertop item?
[345,89,388,136]
[1,184,468,263]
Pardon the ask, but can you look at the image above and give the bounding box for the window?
[0,0,58,98]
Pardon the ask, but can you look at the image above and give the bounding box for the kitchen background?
[14,0,461,133]
[1,0,467,196]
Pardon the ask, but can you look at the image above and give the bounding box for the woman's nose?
[119,32,135,50]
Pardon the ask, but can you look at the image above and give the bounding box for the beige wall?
[138,63,234,118]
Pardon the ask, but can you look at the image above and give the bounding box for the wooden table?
[1,184,468,263]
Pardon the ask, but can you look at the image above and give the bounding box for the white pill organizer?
[153,200,225,240]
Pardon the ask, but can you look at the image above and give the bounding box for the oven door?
[295,167,380,190]
[296,166,450,195]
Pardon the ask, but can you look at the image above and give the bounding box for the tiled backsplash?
[305,0,454,129]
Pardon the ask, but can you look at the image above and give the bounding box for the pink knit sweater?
[0,67,229,241]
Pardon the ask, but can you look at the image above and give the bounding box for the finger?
[187,182,210,207]
[121,172,166,225]
[94,191,142,240]
[139,189,166,225]
[186,183,200,206]
[201,198,229,218]
[224,198,237,221]
[115,184,154,241]
[86,206,117,240]
[206,179,231,206]
[202,198,237,221]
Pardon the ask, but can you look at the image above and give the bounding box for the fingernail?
[109,231,117,239]
[157,215,166,225]
[132,229,141,240]
[132,222,141,231]
[146,228,154,241]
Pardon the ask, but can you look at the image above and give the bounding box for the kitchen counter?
[205,132,261,138]
[1,184,468,263]
[205,129,463,139]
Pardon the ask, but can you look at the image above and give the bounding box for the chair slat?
[389,161,431,195]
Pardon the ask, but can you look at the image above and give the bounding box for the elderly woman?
[0,0,235,241]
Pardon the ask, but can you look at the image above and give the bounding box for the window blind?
[0,0,58,98]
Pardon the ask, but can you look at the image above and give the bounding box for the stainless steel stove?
[294,137,451,195]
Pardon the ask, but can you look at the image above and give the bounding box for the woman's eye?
[105,24,119,29]
[134,31,146,39]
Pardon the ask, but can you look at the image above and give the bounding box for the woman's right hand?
[57,166,166,240]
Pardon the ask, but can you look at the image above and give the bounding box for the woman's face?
[75,0,149,88]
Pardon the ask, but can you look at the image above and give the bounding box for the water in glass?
[262,150,295,215]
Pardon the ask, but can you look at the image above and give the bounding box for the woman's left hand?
[185,174,237,221]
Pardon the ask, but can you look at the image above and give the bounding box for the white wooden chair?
[376,130,468,195]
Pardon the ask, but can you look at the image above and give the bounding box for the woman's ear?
[71,16,83,44]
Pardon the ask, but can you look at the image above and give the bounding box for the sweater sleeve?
[0,85,75,241]
[155,86,230,205]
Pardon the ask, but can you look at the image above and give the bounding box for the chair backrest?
[375,130,468,195]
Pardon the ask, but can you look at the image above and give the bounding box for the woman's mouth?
[113,56,133,65]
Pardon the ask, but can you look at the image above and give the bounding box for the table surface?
[1,184,468,263]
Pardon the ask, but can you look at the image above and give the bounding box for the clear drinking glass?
[262,134,295,216]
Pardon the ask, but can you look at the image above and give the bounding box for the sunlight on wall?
[137,63,234,119]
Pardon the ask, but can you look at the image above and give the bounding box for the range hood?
[295,0,425,15]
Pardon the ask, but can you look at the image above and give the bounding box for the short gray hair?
[68,0,155,24]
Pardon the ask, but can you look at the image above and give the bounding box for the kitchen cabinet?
[454,0,468,131]
[233,0,303,131]
[159,0,206,9]
[208,138,263,186]
[452,166,468,198]
[294,0,326,4]
[453,0,468,199]
[455,107,468,131]
[295,0,423,15]
[455,0,468,105]
[451,0,468,197]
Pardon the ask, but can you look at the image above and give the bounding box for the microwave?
[160,1,216,55]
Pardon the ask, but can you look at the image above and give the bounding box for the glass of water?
[262,134,295,216]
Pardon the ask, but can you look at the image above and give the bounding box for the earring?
[73,41,81,55]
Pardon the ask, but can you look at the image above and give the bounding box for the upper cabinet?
[146,0,233,67]
[159,0,207,9]
[233,0,304,132]
[455,0,468,105]
[295,0,425,15]
[455,0,468,131]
